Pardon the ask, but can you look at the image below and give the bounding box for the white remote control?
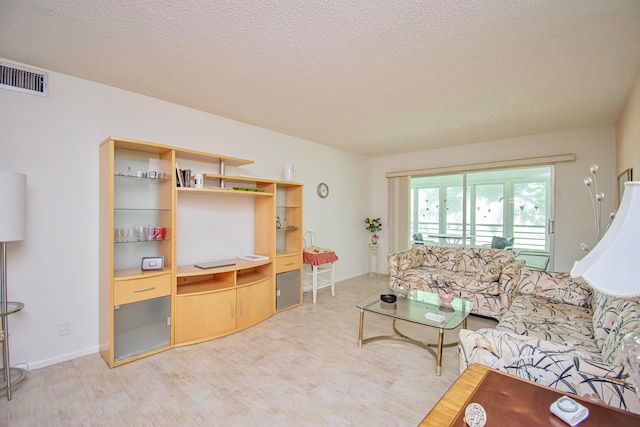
[550,396,589,426]
[424,312,445,322]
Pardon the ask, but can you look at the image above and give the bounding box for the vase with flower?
[365,217,382,244]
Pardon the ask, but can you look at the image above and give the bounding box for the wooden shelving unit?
[99,136,303,366]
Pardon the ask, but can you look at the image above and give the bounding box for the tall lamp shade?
[0,170,27,401]
[0,171,27,242]
[571,181,639,297]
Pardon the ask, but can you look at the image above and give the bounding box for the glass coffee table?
[356,289,473,376]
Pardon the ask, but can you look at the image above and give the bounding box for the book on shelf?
[182,169,191,187]
[175,162,184,187]
[175,164,193,188]
[238,254,269,262]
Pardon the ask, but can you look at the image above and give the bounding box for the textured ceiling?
[1,1,640,157]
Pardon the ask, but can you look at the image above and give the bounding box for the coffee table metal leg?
[358,317,463,376]
[436,328,444,376]
[358,308,364,348]
[463,317,467,329]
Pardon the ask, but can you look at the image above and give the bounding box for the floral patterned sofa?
[388,244,521,319]
[458,268,640,413]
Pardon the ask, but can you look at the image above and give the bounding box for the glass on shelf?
[114,226,169,243]
[114,207,171,211]
[114,171,171,182]
[114,239,170,244]
[114,227,130,242]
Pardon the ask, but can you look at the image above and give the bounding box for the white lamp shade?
[0,171,27,242]
[571,181,640,297]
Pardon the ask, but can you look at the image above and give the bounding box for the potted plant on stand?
[365,217,382,244]
[365,217,382,277]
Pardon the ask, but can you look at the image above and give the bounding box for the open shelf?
[114,174,171,182]
[113,269,171,280]
[237,266,272,287]
[176,273,235,295]
[177,258,272,277]
[276,250,303,257]
[177,187,274,196]
[175,148,253,167]
[114,238,170,244]
[203,174,274,183]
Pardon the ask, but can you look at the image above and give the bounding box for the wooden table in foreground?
[419,363,640,426]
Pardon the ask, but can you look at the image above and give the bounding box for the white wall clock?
[317,182,329,198]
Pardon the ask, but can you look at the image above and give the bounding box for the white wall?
[617,72,640,174]
[0,64,370,369]
[372,126,617,272]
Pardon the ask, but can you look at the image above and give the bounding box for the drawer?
[276,254,301,273]
[114,274,172,305]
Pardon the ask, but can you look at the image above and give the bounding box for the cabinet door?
[236,280,274,329]
[113,296,171,363]
[175,289,236,344]
[276,270,301,312]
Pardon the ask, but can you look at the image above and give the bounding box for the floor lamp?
[571,181,640,400]
[0,171,27,400]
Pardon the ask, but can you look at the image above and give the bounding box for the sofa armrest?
[458,329,640,414]
[387,247,424,277]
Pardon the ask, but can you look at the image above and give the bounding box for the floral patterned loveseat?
[458,268,640,413]
[388,244,521,319]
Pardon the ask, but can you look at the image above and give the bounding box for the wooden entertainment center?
[99,136,303,367]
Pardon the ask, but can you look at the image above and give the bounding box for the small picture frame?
[141,256,164,271]
[618,168,633,206]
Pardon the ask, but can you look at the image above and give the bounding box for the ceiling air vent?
[0,61,48,96]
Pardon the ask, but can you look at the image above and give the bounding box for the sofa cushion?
[600,296,640,365]
[405,266,445,288]
[517,270,591,307]
[436,246,461,271]
[456,247,492,273]
[438,271,496,293]
[475,261,503,282]
[403,249,424,270]
[488,250,517,266]
[455,247,515,274]
[497,295,600,358]
[417,245,460,271]
[410,267,492,294]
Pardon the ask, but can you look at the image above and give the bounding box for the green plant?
[365,217,382,234]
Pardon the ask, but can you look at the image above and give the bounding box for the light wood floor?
[0,274,496,426]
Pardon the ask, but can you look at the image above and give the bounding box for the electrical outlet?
[58,321,70,336]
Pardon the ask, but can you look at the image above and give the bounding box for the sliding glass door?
[410,166,553,255]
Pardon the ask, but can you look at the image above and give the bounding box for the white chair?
[303,230,337,304]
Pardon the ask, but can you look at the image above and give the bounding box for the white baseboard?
[26,345,100,371]
[302,272,384,292]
